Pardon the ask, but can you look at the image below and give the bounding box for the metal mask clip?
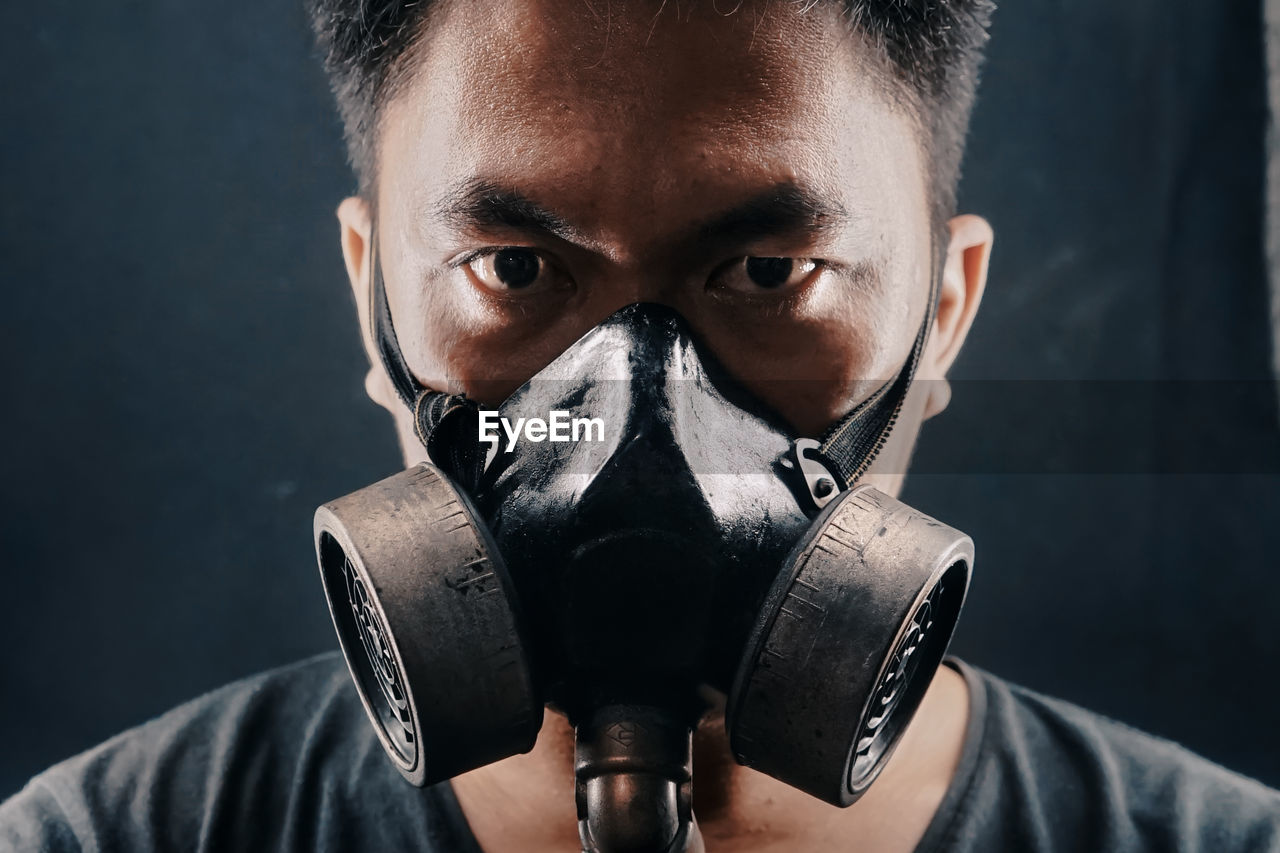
[787,438,843,512]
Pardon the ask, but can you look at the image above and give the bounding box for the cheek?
[697,299,889,438]
[396,279,598,406]
[434,324,590,406]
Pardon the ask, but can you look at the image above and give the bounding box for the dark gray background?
[2,1,1278,799]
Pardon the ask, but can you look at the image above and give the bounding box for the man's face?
[340,0,989,485]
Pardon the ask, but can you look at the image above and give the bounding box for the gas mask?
[313,251,973,852]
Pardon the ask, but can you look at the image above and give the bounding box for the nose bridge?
[573,198,703,319]
[586,267,689,325]
[575,304,787,473]
[593,305,706,481]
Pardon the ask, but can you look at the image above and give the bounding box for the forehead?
[378,0,925,247]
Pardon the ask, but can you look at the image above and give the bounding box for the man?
[3,1,1278,851]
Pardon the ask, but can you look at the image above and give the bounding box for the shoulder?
[0,653,476,853]
[922,660,1280,852]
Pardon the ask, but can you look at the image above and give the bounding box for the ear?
[336,196,400,413]
[920,214,993,419]
[337,196,373,353]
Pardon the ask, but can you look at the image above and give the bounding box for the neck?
[450,665,970,852]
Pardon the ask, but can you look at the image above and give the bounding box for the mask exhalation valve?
[575,704,696,853]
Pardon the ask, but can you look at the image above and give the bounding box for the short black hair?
[307,0,994,219]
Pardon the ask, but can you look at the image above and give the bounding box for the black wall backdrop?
[2,2,1278,798]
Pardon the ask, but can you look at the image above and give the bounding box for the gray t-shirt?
[2,653,1278,852]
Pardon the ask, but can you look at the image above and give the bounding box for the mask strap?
[368,225,482,481]
[816,239,944,488]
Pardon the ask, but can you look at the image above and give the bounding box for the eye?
[710,257,821,294]
[465,248,565,294]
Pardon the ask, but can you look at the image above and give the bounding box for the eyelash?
[448,246,513,269]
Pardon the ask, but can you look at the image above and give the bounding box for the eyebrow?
[432,178,849,250]
[693,183,850,249]
[435,179,585,244]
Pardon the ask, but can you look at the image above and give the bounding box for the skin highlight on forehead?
[409,0,858,136]
[382,0,924,253]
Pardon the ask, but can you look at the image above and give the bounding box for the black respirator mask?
[313,244,974,853]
